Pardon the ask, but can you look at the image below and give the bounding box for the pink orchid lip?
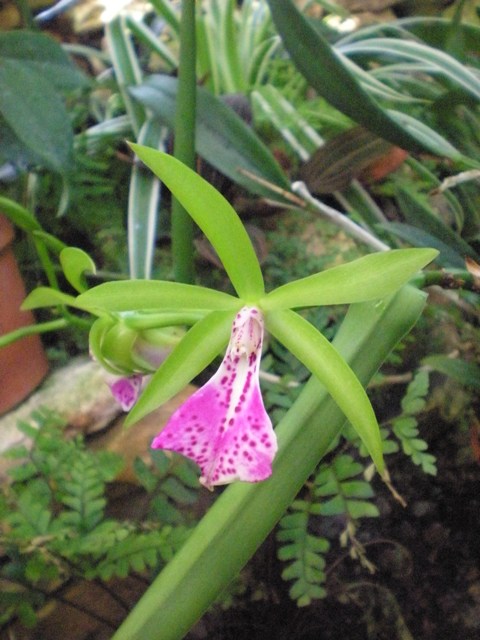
[108,374,143,412]
[152,306,277,489]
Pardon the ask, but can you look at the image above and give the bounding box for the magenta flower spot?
[109,374,142,411]
[151,306,277,489]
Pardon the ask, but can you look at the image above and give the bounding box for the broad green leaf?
[261,249,438,310]
[60,247,96,293]
[0,60,73,172]
[266,308,384,472]
[129,75,289,198]
[21,287,79,310]
[266,0,424,153]
[76,280,240,313]
[0,30,86,90]
[129,145,265,300]
[126,308,238,425]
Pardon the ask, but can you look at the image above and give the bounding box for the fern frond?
[314,455,379,520]
[277,501,330,607]
[57,455,108,532]
[93,529,184,580]
[393,370,437,475]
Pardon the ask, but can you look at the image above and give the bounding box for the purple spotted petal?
[152,307,277,489]
[109,374,143,411]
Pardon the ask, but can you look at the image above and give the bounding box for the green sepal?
[266,308,384,472]
[88,317,129,375]
[76,280,240,313]
[125,307,240,426]
[128,145,265,300]
[261,248,438,310]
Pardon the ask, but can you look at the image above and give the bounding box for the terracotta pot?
[0,214,49,414]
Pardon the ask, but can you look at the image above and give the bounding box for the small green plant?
[277,453,379,607]
[391,370,437,476]
[0,409,196,630]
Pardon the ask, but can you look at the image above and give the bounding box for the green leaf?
[21,287,79,310]
[341,481,374,499]
[266,308,384,472]
[346,500,379,519]
[128,118,166,279]
[320,495,345,516]
[381,223,466,269]
[128,145,265,299]
[0,30,86,90]
[261,249,438,310]
[395,186,478,260]
[76,280,240,313]
[266,0,425,153]
[60,247,96,293]
[129,75,289,199]
[338,37,480,103]
[422,355,480,389]
[126,308,238,425]
[0,60,74,172]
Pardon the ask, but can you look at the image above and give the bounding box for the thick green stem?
[172,0,197,284]
[112,285,427,640]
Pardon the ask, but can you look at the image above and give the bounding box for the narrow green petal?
[129,144,265,300]
[266,308,384,472]
[125,308,239,426]
[76,280,239,313]
[261,248,438,310]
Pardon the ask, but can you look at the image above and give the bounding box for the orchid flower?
[151,307,277,489]
[70,147,437,492]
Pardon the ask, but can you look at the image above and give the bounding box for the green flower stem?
[0,318,69,348]
[172,0,197,284]
[113,285,427,640]
[413,269,480,293]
